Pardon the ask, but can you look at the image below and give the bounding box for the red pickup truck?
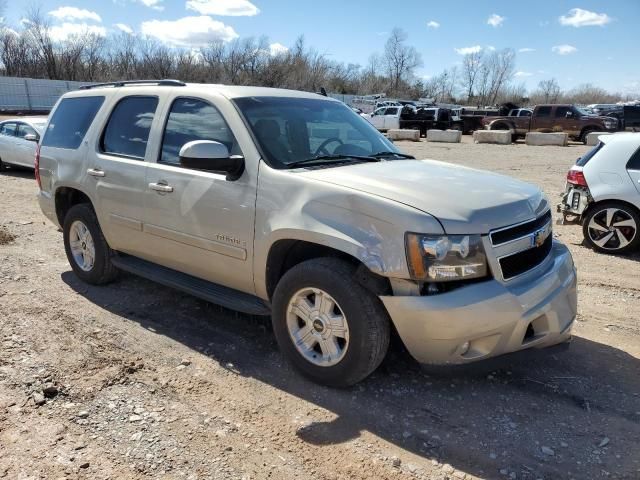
[482,104,618,143]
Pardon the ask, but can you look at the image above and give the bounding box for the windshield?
[233,96,399,168]
[31,121,47,133]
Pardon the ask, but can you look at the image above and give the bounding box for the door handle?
[148,182,174,193]
[87,168,105,177]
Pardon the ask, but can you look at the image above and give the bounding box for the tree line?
[0,9,634,107]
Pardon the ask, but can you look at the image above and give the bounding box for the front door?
[14,123,39,168]
[369,108,386,130]
[143,96,257,294]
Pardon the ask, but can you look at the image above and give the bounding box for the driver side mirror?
[179,140,244,181]
[24,133,38,142]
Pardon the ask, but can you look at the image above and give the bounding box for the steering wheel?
[314,137,344,156]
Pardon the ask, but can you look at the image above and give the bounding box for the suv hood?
[299,159,548,234]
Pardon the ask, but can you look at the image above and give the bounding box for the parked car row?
[482,104,618,144]
[2,82,638,388]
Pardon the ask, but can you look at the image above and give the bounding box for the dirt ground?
[0,136,639,480]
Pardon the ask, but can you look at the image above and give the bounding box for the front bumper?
[380,241,577,365]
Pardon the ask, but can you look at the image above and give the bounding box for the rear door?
[383,107,400,129]
[90,93,164,258]
[0,122,18,165]
[532,106,553,132]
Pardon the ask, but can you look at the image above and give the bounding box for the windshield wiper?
[371,151,415,159]
[287,154,381,169]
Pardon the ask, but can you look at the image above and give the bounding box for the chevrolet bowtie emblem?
[532,225,550,248]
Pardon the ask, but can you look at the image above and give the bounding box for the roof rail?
[78,79,186,90]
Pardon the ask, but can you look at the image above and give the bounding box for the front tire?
[581,127,596,145]
[63,203,119,284]
[582,201,640,254]
[272,258,390,387]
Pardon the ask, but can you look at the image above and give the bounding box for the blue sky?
[2,0,639,94]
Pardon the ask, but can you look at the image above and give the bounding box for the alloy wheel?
[69,220,96,271]
[286,287,350,367]
[587,207,637,251]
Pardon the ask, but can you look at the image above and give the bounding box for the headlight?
[604,119,617,129]
[406,233,488,282]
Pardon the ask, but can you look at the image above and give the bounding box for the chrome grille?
[490,210,553,281]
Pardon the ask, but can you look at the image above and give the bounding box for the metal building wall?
[0,76,92,112]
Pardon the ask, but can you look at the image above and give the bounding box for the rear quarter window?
[627,147,640,170]
[42,96,105,149]
[576,142,604,167]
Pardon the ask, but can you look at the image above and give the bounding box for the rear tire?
[582,201,640,254]
[63,203,119,285]
[271,258,390,387]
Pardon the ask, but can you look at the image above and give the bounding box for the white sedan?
[559,133,640,254]
[0,117,48,170]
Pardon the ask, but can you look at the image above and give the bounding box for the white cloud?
[49,23,107,42]
[487,14,505,27]
[559,8,611,27]
[138,0,164,11]
[141,16,238,47]
[514,71,533,77]
[552,44,578,55]
[115,23,134,34]
[426,20,440,29]
[186,0,259,16]
[49,6,102,22]
[454,45,482,55]
[518,47,535,53]
[269,42,288,56]
[486,45,496,51]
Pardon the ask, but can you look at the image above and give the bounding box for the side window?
[159,97,238,166]
[555,106,570,118]
[627,147,640,170]
[17,124,37,139]
[536,106,552,118]
[101,96,158,159]
[521,110,532,117]
[385,107,399,115]
[0,123,17,136]
[42,96,104,149]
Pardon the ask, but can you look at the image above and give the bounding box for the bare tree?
[536,78,561,103]
[383,28,422,96]
[23,7,59,79]
[461,51,483,102]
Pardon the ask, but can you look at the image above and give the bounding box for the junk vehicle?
[367,105,458,136]
[483,104,618,143]
[559,133,640,255]
[37,80,577,386]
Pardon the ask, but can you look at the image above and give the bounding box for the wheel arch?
[54,186,95,226]
[264,238,392,301]
[582,197,640,223]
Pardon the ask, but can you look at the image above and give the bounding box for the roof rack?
[78,79,186,90]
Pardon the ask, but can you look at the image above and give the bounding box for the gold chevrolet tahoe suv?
[36,80,577,386]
